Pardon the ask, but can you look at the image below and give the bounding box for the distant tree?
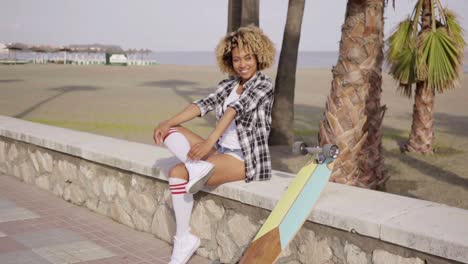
[319,0,388,189]
[386,0,466,154]
[269,0,305,146]
[227,0,259,32]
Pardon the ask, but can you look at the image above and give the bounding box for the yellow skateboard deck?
[239,145,337,264]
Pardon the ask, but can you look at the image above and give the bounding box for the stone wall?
[0,116,467,264]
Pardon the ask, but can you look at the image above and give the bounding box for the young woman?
[153,25,276,264]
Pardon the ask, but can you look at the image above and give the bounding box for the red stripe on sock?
[171,191,187,195]
[170,186,186,191]
[169,182,187,187]
[163,131,178,142]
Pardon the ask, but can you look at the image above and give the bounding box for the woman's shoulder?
[254,72,273,90]
[257,72,273,84]
[218,75,239,86]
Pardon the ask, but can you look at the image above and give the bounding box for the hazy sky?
[1,0,467,52]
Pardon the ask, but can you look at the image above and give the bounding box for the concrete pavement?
[0,173,211,264]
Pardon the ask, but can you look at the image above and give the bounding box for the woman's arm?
[187,107,237,160]
[153,104,201,145]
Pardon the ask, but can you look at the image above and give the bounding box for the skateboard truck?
[292,142,339,164]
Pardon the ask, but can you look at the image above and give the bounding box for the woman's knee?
[168,163,189,181]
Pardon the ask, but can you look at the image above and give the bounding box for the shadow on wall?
[15,85,102,119]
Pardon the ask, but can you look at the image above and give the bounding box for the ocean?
[150,51,468,73]
[149,51,340,69]
[3,50,468,73]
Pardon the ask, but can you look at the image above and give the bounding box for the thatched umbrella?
[136,48,152,64]
[30,45,57,63]
[58,46,72,64]
[5,42,29,61]
[125,48,138,64]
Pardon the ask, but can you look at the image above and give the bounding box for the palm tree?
[319,0,388,189]
[386,0,465,154]
[269,0,305,146]
[227,0,259,32]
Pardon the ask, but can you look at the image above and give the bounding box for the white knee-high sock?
[169,177,194,237]
[164,128,190,162]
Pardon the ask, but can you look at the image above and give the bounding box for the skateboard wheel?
[292,141,308,156]
[322,144,339,159]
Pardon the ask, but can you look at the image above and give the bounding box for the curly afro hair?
[215,25,276,76]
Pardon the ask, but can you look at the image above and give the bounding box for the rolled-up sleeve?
[193,92,217,117]
[192,80,230,117]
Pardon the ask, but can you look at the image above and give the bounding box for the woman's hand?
[153,121,171,145]
[187,140,215,160]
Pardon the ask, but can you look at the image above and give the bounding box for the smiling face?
[232,47,258,84]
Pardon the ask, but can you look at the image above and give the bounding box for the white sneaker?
[185,160,214,194]
[168,233,200,264]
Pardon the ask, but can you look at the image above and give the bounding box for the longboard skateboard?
[239,143,339,264]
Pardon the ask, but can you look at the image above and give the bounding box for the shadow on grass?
[140,79,217,126]
[382,126,468,190]
[0,79,23,83]
[435,113,468,139]
[15,85,101,119]
[289,107,468,191]
[385,149,468,191]
[393,112,468,139]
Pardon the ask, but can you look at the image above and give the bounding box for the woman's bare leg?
[205,154,246,186]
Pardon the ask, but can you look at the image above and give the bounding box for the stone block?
[372,250,424,264]
[128,190,156,215]
[63,184,86,205]
[19,162,36,184]
[132,210,151,232]
[56,159,78,183]
[111,199,134,228]
[152,205,175,243]
[102,177,118,200]
[29,149,53,174]
[53,183,64,197]
[216,230,238,263]
[191,202,215,240]
[297,229,333,264]
[35,176,50,191]
[344,242,369,264]
[6,143,19,162]
[227,214,257,248]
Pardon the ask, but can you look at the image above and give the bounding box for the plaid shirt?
[193,71,274,182]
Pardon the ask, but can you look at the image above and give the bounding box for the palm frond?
[418,27,463,92]
[386,19,417,97]
[387,19,414,61]
[444,9,466,49]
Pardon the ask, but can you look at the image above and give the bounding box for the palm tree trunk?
[319,0,388,189]
[227,0,259,33]
[269,0,305,146]
[405,82,435,154]
[228,0,242,32]
[241,0,259,27]
[404,0,435,154]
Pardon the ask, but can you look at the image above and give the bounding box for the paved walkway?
[0,173,211,264]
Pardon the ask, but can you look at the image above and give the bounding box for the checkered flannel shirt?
[193,71,274,182]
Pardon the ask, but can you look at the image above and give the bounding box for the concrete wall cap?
[0,115,467,263]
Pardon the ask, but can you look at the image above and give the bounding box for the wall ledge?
[1,115,467,263]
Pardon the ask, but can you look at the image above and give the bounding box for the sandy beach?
[1,64,467,209]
